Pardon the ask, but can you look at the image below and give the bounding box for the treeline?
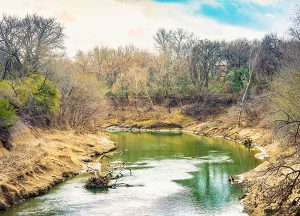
[76,30,259,102]
[0,8,300,142]
[69,28,295,117]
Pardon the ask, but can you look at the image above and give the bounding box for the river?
[1,131,260,216]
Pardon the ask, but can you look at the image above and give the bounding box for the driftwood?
[242,136,253,147]
[85,155,134,189]
[86,175,109,188]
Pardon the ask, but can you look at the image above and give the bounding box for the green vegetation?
[0,74,61,113]
[28,75,61,114]
[0,98,17,128]
[225,67,250,94]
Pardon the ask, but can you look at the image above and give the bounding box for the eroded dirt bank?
[0,121,116,210]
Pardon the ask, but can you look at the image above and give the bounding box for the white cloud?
[0,0,294,57]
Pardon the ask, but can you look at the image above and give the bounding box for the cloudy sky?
[0,0,298,56]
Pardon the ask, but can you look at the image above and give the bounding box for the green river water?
[1,132,261,216]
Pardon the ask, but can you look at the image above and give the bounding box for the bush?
[225,67,250,94]
[0,98,17,128]
[27,74,61,114]
[0,73,61,115]
[271,68,300,143]
[208,79,226,93]
[242,137,253,147]
[0,73,61,127]
[53,72,103,130]
[272,68,300,121]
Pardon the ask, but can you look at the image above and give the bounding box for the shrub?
[27,74,61,114]
[0,97,17,128]
[272,68,300,121]
[271,68,300,143]
[0,73,61,115]
[242,137,253,147]
[53,72,103,130]
[208,79,226,93]
[225,67,250,94]
[0,73,61,127]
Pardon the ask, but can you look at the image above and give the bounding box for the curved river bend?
[1,132,260,216]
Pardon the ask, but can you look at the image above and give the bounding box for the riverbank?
[0,103,286,214]
[103,104,281,215]
[0,121,116,210]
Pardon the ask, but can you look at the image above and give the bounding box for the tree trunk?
[238,70,253,126]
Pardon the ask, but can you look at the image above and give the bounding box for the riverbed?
[1,132,260,216]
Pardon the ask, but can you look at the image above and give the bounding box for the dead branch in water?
[85,154,133,189]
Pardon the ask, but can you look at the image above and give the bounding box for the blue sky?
[0,0,297,56]
[153,0,297,30]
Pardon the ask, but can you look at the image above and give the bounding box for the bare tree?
[74,50,90,73]
[153,28,172,54]
[170,28,194,59]
[0,14,64,80]
[289,6,300,41]
[222,38,252,69]
[254,33,286,82]
[189,40,220,89]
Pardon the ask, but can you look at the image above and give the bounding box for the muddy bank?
[0,121,116,210]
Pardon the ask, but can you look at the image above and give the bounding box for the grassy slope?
[0,121,116,210]
[102,105,197,129]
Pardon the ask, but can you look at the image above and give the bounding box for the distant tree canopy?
[222,39,253,68]
[0,11,298,131]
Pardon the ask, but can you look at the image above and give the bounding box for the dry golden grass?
[0,123,116,210]
[102,105,196,129]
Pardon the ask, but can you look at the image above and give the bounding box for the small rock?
[62,172,74,178]
[81,157,92,162]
